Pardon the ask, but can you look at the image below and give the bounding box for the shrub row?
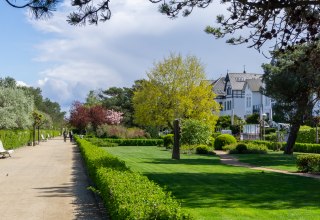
[223,142,268,154]
[296,154,320,172]
[101,138,164,146]
[75,137,191,220]
[0,129,60,150]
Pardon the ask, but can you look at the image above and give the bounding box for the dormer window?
[227,87,232,95]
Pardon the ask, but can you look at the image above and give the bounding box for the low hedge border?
[246,140,320,154]
[75,136,192,220]
[88,138,164,147]
[296,154,320,173]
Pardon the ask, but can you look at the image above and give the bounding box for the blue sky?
[0,0,269,111]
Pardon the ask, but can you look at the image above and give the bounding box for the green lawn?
[232,151,299,172]
[105,146,320,220]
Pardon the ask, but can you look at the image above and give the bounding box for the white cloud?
[27,0,268,111]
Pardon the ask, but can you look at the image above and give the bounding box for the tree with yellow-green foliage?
[133,54,220,130]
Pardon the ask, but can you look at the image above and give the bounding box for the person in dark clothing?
[69,131,73,142]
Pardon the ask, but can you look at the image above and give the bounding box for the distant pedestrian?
[63,131,67,142]
[69,131,73,142]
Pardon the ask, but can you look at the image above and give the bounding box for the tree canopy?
[262,42,320,154]
[133,54,220,130]
[8,0,320,50]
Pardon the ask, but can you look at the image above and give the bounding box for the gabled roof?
[243,78,263,92]
[226,73,262,90]
[211,77,226,96]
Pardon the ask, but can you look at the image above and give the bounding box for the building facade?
[212,72,272,120]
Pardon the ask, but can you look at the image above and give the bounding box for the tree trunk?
[284,122,301,154]
[172,119,180,160]
[33,125,36,146]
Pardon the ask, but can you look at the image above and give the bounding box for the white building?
[212,72,273,120]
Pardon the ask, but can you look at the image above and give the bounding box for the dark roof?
[212,77,226,95]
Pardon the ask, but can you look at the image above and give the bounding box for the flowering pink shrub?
[106,110,123,125]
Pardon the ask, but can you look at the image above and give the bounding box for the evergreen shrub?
[196,145,210,154]
[163,134,174,149]
[297,154,320,172]
[214,134,237,150]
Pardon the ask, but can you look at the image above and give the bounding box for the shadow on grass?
[144,156,320,210]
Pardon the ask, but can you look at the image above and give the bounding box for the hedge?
[214,134,237,150]
[246,140,320,154]
[75,137,191,220]
[97,138,164,146]
[0,129,60,150]
[296,154,320,172]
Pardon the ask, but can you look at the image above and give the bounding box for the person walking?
[63,130,67,142]
[69,131,73,142]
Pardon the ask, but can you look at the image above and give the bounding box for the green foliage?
[180,119,211,145]
[195,145,210,154]
[296,127,316,143]
[214,134,237,150]
[224,142,268,154]
[293,142,320,154]
[264,128,276,134]
[245,113,259,124]
[88,138,164,147]
[296,154,320,173]
[86,138,118,147]
[0,87,34,129]
[0,129,60,149]
[75,137,191,220]
[133,53,219,130]
[163,134,174,149]
[206,136,215,147]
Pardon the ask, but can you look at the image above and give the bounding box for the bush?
[196,145,210,154]
[96,125,149,139]
[75,137,191,220]
[180,119,211,145]
[163,134,174,149]
[296,127,316,144]
[223,142,268,154]
[297,154,320,173]
[86,138,118,147]
[214,134,237,150]
[236,143,247,153]
[206,136,215,147]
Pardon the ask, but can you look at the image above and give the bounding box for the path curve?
[0,137,108,220]
[214,150,320,180]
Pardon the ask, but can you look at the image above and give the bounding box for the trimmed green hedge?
[297,154,320,172]
[214,134,237,150]
[0,129,60,150]
[75,137,191,220]
[223,142,268,154]
[296,128,316,144]
[98,138,164,146]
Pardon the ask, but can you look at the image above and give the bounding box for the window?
[265,97,271,106]
[227,87,232,95]
[246,97,251,108]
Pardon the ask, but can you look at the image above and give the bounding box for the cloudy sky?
[0,0,269,111]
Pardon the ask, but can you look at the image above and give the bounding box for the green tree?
[245,113,259,124]
[0,87,34,129]
[262,42,320,154]
[85,90,102,107]
[133,54,220,130]
[99,86,135,127]
[180,119,211,145]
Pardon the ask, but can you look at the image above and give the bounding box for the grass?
[232,151,299,172]
[105,146,320,220]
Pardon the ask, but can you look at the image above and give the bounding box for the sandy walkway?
[0,137,108,220]
[214,150,320,180]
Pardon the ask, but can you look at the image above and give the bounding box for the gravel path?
[214,150,320,180]
[0,137,108,220]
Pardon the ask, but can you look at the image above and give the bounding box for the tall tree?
[133,54,220,130]
[99,87,134,127]
[69,101,91,132]
[0,87,34,129]
[262,42,320,154]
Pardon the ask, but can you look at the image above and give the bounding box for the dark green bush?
[236,143,247,153]
[297,154,320,172]
[214,134,237,150]
[163,134,174,149]
[296,128,316,143]
[264,128,276,134]
[86,138,118,147]
[75,137,191,220]
[196,145,210,154]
